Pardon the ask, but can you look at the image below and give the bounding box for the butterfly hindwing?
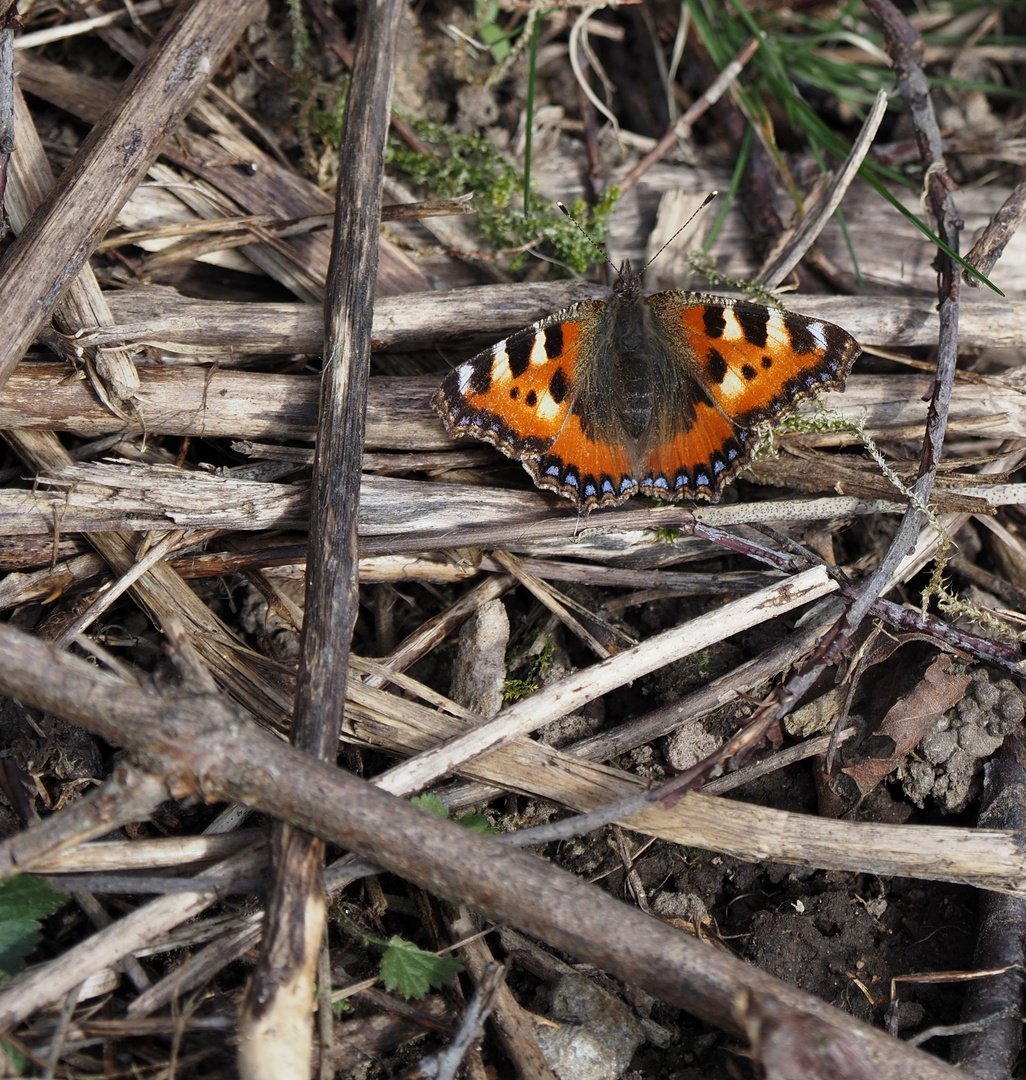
[638,401,752,500]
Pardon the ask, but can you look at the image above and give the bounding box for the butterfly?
[432,264,861,512]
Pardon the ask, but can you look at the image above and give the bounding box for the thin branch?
[240,0,406,1073]
[0,0,261,392]
[618,37,760,196]
[755,88,889,288]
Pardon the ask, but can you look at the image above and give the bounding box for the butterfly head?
[612,260,644,305]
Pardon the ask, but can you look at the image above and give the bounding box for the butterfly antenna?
[641,190,718,274]
[557,202,619,277]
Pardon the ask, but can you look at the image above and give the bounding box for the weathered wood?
[0,622,971,1080]
[0,0,262,391]
[13,50,429,300]
[2,462,1023,560]
[238,0,406,1072]
[76,286,1026,352]
[3,429,293,725]
[2,368,1022,450]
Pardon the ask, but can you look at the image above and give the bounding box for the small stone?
[920,728,958,765]
[957,695,984,726]
[997,688,1025,725]
[973,675,1000,709]
[535,974,645,1080]
[901,758,935,808]
[957,722,1004,759]
[939,748,977,813]
[450,600,509,718]
[664,723,719,772]
[651,892,709,926]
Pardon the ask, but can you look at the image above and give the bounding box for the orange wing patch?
[433,280,861,513]
[525,409,639,506]
[432,307,600,457]
[639,401,749,501]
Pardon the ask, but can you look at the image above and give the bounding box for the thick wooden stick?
[237,0,404,1074]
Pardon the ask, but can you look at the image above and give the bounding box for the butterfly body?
[433,264,861,512]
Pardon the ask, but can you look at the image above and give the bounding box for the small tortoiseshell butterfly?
[433,264,861,512]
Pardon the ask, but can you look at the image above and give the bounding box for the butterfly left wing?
[433,303,641,509]
[641,294,861,500]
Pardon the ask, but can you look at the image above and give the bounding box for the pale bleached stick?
[18,830,265,875]
[373,566,835,795]
[0,846,267,1031]
[345,678,1026,895]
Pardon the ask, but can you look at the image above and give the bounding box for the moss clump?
[387,118,617,275]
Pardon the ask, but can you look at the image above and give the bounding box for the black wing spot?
[506,334,533,377]
[761,355,773,369]
[469,355,492,395]
[509,387,519,400]
[544,325,564,359]
[549,367,569,404]
[525,389,538,407]
[787,321,816,356]
[736,305,769,348]
[741,363,757,381]
[703,306,726,339]
[705,347,728,384]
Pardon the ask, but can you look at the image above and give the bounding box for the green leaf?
[380,936,463,998]
[479,22,511,62]
[410,792,448,818]
[0,877,67,977]
[456,811,497,835]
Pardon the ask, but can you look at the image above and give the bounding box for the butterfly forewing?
[433,302,601,456]
[649,294,860,428]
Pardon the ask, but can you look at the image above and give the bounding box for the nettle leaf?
[410,795,496,835]
[379,936,462,998]
[0,877,67,978]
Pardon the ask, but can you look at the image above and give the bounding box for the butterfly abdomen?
[603,293,661,442]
